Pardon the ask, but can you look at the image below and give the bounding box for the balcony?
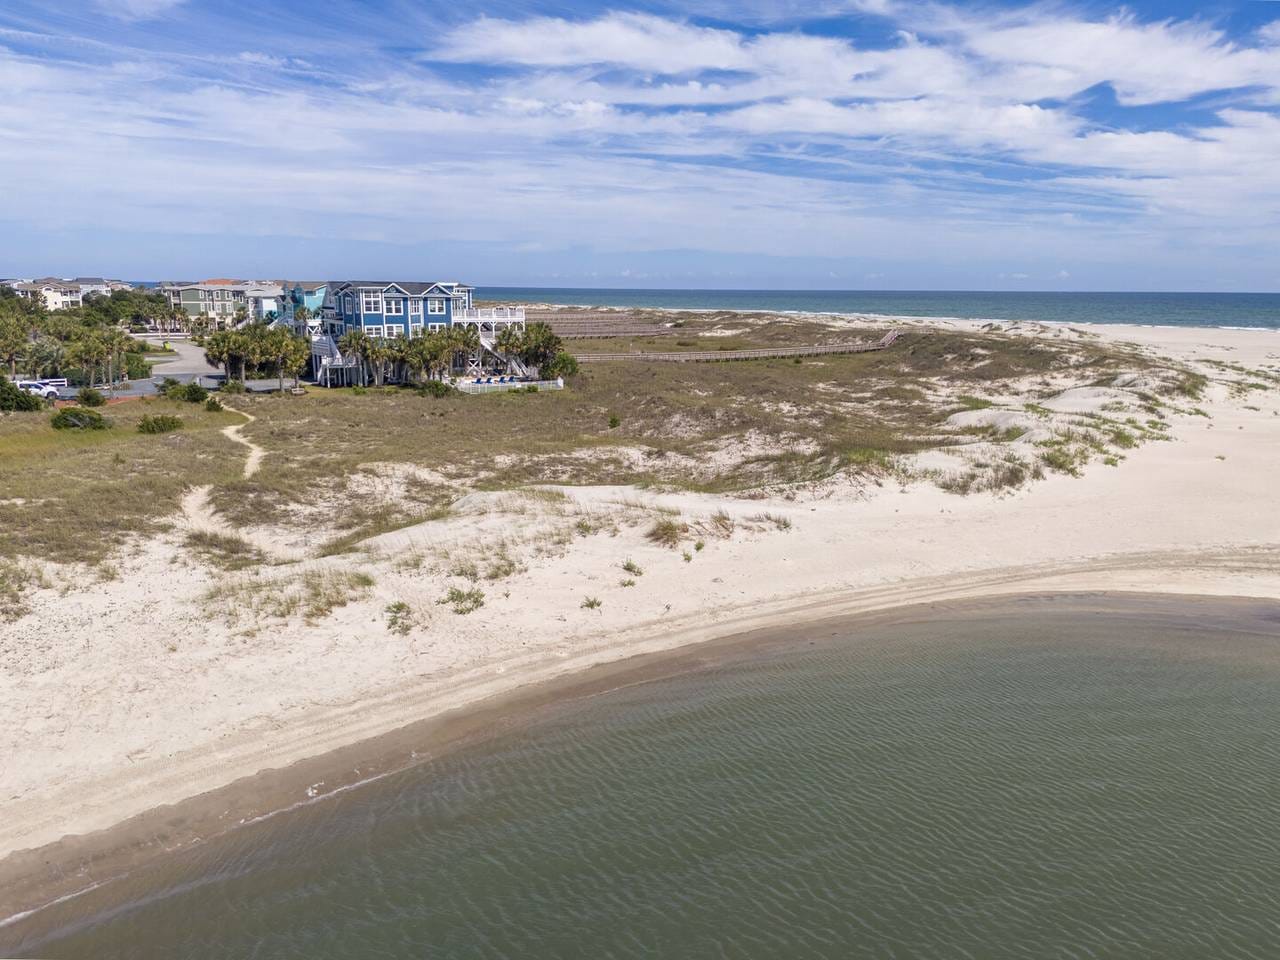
[454,307,525,322]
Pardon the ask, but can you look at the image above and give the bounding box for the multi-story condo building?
[7,278,82,311]
[157,279,251,326]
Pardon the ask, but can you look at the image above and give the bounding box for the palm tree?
[103,328,132,391]
[0,315,26,379]
[402,330,431,384]
[263,326,310,392]
[449,325,481,377]
[203,330,237,381]
[338,329,371,386]
[66,332,109,388]
[426,330,453,381]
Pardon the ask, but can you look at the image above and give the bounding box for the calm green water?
[10,596,1280,958]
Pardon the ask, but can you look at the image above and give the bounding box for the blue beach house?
[311,280,525,386]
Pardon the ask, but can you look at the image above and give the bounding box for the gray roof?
[332,281,468,296]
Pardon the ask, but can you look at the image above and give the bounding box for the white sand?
[3,321,1279,863]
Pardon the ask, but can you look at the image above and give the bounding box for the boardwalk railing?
[576,329,901,363]
[455,378,564,395]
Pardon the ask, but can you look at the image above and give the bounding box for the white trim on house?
[427,298,445,314]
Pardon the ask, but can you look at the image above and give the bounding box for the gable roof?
[332,280,469,297]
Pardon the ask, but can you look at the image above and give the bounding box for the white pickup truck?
[16,380,62,400]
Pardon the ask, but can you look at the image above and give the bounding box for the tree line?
[0,287,166,385]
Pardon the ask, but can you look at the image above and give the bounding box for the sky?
[0,0,1278,290]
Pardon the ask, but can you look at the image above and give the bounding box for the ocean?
[480,288,1280,329]
[9,595,1280,959]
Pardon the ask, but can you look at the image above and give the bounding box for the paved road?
[143,338,221,379]
[56,341,298,398]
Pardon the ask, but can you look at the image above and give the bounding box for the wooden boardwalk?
[576,330,901,363]
[528,312,665,339]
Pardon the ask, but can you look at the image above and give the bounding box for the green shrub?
[608,414,621,429]
[416,380,455,398]
[437,586,484,614]
[581,596,602,610]
[51,407,109,430]
[0,376,43,412]
[221,379,246,395]
[181,382,208,403]
[125,353,152,380]
[351,385,367,396]
[76,386,106,407]
[138,414,183,434]
[544,351,579,379]
[163,382,187,401]
[204,396,223,412]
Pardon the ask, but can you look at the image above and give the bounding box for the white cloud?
[93,0,186,20]
[1,2,1277,286]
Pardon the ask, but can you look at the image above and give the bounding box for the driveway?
[143,338,221,379]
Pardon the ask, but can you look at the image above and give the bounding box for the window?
[427,298,445,315]
[428,323,445,331]
[409,298,422,317]
[385,298,404,316]
[364,325,383,338]
[361,291,382,314]
[343,294,353,314]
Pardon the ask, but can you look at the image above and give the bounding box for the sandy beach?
[3,317,1279,920]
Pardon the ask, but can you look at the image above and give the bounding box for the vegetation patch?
[385,601,414,635]
[646,517,687,548]
[204,569,374,625]
[138,414,183,434]
[51,407,109,430]
[438,586,485,615]
[185,529,265,571]
[0,557,48,621]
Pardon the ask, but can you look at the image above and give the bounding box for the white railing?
[456,378,563,395]
[454,307,525,321]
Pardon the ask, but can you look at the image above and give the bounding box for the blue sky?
[1,0,1278,290]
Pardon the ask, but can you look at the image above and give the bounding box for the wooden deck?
[576,330,901,363]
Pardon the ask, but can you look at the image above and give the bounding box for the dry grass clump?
[204,569,375,624]
[747,512,793,531]
[0,557,49,621]
[646,517,688,548]
[186,529,265,571]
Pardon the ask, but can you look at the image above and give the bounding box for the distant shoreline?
[479,288,1280,329]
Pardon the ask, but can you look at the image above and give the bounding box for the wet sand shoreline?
[5,587,1279,939]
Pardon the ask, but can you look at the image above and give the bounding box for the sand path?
[178,407,305,561]
[220,407,264,479]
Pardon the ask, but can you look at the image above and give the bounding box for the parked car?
[16,380,60,400]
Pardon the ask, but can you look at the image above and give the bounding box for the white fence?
[455,378,563,395]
